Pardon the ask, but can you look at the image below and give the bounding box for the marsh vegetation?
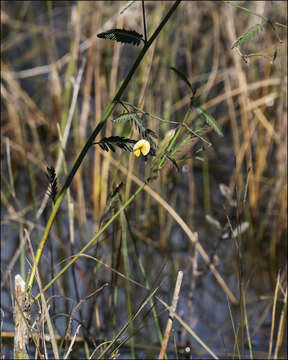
[1,1,287,358]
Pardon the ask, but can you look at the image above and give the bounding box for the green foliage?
[231,24,264,49]
[169,67,222,138]
[114,106,158,148]
[94,136,136,152]
[195,107,224,137]
[112,112,140,123]
[97,29,143,46]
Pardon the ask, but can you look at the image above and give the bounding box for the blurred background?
[1,1,287,358]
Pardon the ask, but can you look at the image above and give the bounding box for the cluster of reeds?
[1,1,287,359]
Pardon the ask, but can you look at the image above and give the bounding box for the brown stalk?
[158,271,183,359]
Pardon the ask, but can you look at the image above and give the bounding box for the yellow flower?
[133,139,150,157]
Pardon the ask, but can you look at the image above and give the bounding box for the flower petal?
[133,139,150,157]
[134,148,141,157]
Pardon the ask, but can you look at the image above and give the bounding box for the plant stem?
[26,0,182,291]
[222,0,287,29]
[142,0,148,43]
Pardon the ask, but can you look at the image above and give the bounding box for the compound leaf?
[112,113,139,123]
[97,29,143,46]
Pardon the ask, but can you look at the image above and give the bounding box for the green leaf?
[112,112,139,123]
[231,24,263,49]
[195,107,224,137]
[169,66,193,92]
[94,136,136,153]
[97,29,143,46]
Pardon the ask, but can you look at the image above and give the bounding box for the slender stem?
[222,0,287,29]
[26,0,182,291]
[183,123,211,146]
[142,0,148,43]
[158,271,183,359]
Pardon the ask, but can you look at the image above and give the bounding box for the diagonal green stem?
[26,0,182,291]
[222,0,287,29]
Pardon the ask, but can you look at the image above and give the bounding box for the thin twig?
[157,297,219,359]
[222,0,287,29]
[64,324,81,360]
[158,271,183,359]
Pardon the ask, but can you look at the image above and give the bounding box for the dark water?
[1,162,282,359]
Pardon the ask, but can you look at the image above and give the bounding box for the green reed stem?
[26,0,182,292]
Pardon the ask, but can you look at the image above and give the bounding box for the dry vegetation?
[1,1,287,359]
